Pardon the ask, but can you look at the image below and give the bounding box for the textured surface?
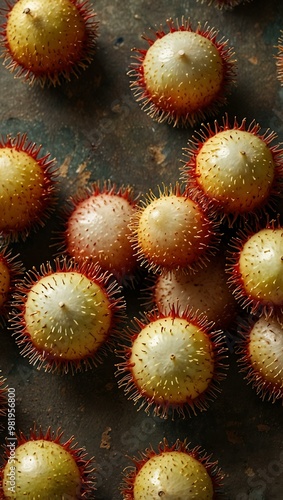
[0,0,282,499]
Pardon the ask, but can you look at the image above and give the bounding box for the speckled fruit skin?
[9,257,126,374]
[182,116,283,225]
[129,184,220,274]
[276,31,283,86]
[116,308,228,418]
[0,133,57,242]
[0,427,95,499]
[121,439,224,500]
[227,223,283,318]
[0,245,24,322]
[152,251,238,330]
[129,18,236,127]
[61,182,138,283]
[236,315,283,404]
[0,0,98,86]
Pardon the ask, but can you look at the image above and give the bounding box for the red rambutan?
[58,181,139,283]
[151,251,238,330]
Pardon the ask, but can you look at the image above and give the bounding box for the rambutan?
[276,30,283,86]
[128,17,236,127]
[0,0,98,87]
[58,181,139,283]
[196,0,249,9]
[116,307,228,419]
[236,314,283,404]
[9,257,126,374]
[227,221,283,318]
[0,245,24,322]
[182,116,283,226]
[0,426,95,498]
[0,133,57,242]
[151,251,238,330]
[129,183,220,274]
[121,438,224,499]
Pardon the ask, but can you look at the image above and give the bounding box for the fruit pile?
[0,0,282,498]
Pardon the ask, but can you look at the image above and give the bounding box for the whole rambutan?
[182,116,283,226]
[196,0,250,9]
[128,183,220,274]
[129,17,236,127]
[0,133,57,242]
[0,245,24,323]
[58,181,139,283]
[151,251,238,330]
[116,307,228,419]
[276,30,283,86]
[121,438,224,499]
[0,0,98,87]
[0,426,95,499]
[227,221,283,318]
[236,314,283,404]
[9,257,126,374]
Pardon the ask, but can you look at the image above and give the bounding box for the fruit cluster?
[0,0,281,498]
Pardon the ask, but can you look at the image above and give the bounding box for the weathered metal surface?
[0,0,282,499]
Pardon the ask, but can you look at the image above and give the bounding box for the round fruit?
[196,0,249,9]
[116,308,228,418]
[182,116,283,225]
[129,183,220,273]
[0,0,98,86]
[152,251,238,330]
[129,17,236,127]
[121,438,224,499]
[0,427,95,499]
[60,182,138,283]
[236,314,283,403]
[0,133,57,242]
[9,257,126,373]
[0,245,24,321]
[227,223,283,317]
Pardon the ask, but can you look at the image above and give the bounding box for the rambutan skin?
[182,116,283,225]
[59,182,139,283]
[227,222,283,318]
[129,17,236,127]
[121,438,224,499]
[0,426,96,499]
[0,0,98,86]
[129,183,220,274]
[151,250,238,330]
[116,308,228,419]
[9,257,126,374]
[196,0,250,9]
[236,315,283,404]
[0,133,58,242]
[0,244,24,322]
